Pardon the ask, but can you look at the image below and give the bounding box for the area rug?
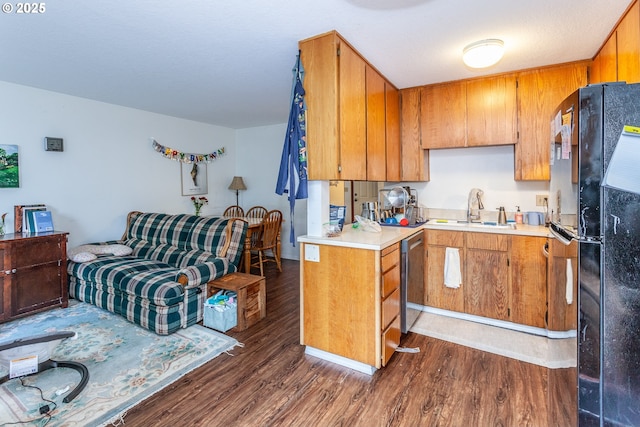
[0,301,239,426]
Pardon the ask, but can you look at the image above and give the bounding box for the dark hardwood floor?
[123,259,577,427]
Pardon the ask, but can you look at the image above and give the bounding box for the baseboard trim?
[304,346,376,375]
[420,305,577,339]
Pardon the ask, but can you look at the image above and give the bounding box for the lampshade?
[228,176,247,191]
[462,39,504,68]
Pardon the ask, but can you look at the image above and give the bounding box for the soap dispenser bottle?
[515,206,523,224]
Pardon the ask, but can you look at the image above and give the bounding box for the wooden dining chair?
[245,206,268,247]
[245,206,268,219]
[250,209,283,276]
[223,205,245,218]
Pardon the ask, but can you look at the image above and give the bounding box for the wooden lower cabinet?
[1,232,69,323]
[547,238,578,331]
[511,235,547,328]
[301,241,401,369]
[425,230,550,329]
[465,233,510,321]
[425,230,464,312]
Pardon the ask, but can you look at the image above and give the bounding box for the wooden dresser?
[1,232,69,323]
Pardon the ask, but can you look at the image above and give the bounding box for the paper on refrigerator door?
[603,126,640,195]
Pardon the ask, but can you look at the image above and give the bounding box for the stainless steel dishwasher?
[400,231,424,334]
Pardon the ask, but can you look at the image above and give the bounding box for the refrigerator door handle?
[549,223,575,245]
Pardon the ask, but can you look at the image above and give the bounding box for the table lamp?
[228,176,247,206]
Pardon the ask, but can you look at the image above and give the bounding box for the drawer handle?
[5,269,16,274]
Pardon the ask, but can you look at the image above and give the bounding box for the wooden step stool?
[207,272,266,331]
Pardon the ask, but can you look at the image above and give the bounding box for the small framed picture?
[0,144,19,188]
[181,162,208,196]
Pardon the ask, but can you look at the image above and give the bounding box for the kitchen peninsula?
[298,221,568,374]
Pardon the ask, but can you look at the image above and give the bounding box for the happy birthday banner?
[151,138,225,163]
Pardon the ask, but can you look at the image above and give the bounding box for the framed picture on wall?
[181,162,208,196]
[0,144,19,188]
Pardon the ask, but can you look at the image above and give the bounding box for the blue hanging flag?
[275,53,307,246]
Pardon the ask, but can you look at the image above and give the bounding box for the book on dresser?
[32,210,54,233]
[14,204,47,233]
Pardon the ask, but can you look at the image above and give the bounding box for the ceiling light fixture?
[462,39,504,69]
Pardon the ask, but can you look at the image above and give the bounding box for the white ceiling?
[0,0,632,129]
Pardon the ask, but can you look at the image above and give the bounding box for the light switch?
[304,244,320,262]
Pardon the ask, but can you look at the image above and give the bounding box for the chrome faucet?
[467,188,485,223]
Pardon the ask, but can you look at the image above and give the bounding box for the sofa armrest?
[175,258,233,288]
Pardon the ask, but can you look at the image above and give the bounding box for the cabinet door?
[464,233,509,320]
[466,75,517,147]
[516,63,587,180]
[299,33,341,180]
[510,236,547,328]
[366,66,386,181]
[617,1,640,84]
[547,239,578,331]
[12,236,65,317]
[425,230,464,312]
[600,34,618,83]
[421,82,466,148]
[400,87,429,181]
[0,244,8,322]
[338,41,367,180]
[385,82,401,182]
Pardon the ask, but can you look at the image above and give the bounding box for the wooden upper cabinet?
[515,63,588,181]
[300,30,403,181]
[617,1,640,83]
[466,75,517,147]
[299,31,366,181]
[299,33,341,180]
[400,87,430,181]
[385,82,401,182]
[600,34,619,83]
[366,65,386,181]
[421,81,467,148]
[420,75,516,148]
[338,41,367,180]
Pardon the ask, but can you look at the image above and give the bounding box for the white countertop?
[298,224,420,250]
[423,220,550,237]
[298,221,551,250]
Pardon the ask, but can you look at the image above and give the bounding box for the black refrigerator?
[549,82,640,426]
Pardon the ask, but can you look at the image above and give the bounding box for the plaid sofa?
[67,212,248,335]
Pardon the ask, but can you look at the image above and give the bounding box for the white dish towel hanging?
[566,258,574,305]
[444,247,461,288]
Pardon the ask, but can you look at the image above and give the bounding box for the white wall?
[235,124,307,261]
[404,145,550,218]
[0,81,238,248]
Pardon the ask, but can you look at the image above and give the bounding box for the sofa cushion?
[127,212,200,251]
[117,268,187,306]
[123,240,186,267]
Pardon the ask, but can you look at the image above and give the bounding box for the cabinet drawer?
[427,230,464,247]
[14,238,62,267]
[381,315,400,366]
[382,263,400,299]
[381,243,399,265]
[466,232,509,251]
[381,287,400,330]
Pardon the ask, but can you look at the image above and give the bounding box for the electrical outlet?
[536,195,548,206]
